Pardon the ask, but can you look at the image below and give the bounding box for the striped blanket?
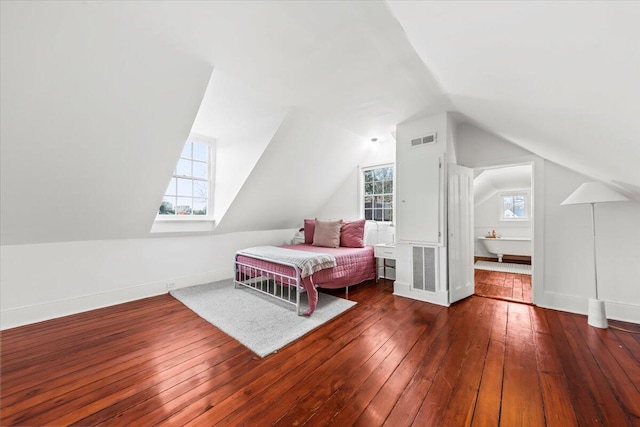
[236,246,336,278]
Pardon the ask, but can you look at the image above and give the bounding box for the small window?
[501,193,528,220]
[361,164,394,222]
[159,135,214,217]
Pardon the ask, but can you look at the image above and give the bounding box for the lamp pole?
[588,201,607,328]
[561,181,629,329]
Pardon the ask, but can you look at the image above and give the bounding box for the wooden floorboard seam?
[2,280,638,427]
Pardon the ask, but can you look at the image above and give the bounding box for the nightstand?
[374,243,396,281]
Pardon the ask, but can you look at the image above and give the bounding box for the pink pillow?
[304,219,315,244]
[340,219,366,248]
[312,219,342,248]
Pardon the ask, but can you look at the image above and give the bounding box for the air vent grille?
[410,133,437,148]
[412,246,436,292]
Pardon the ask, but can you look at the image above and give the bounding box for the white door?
[448,163,474,303]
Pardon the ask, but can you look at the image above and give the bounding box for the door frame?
[459,156,544,305]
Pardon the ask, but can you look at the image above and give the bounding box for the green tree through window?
[363,165,394,221]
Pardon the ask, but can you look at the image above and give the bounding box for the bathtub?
[477,236,531,263]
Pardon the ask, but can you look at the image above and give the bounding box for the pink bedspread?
[235,244,375,315]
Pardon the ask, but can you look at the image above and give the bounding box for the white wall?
[543,162,640,322]
[474,191,532,257]
[0,229,296,329]
[213,108,379,234]
[457,123,640,323]
[0,127,397,330]
[0,1,213,245]
[456,123,532,164]
[315,136,396,222]
[190,70,291,222]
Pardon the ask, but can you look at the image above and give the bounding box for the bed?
[234,219,377,316]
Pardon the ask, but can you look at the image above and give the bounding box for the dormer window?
[158,134,214,218]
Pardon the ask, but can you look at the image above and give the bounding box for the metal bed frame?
[233,221,381,316]
[234,254,306,315]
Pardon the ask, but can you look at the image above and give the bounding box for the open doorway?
[472,164,533,304]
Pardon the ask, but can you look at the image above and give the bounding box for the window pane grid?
[502,194,527,219]
[159,140,211,216]
[362,165,394,222]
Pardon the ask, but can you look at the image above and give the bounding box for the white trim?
[149,219,216,235]
[531,157,544,306]
[537,291,640,324]
[393,280,450,306]
[154,216,215,222]
[0,269,230,330]
[467,155,543,306]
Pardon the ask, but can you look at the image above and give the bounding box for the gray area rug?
[170,279,356,357]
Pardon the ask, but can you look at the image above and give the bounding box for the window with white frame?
[159,135,214,217]
[361,164,394,222]
[501,193,528,220]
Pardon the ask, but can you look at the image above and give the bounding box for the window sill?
[150,217,216,235]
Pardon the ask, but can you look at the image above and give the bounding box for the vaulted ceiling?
[388,1,639,188]
[1,1,637,245]
[192,0,639,189]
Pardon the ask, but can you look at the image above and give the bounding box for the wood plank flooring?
[2,279,639,426]
[475,269,532,304]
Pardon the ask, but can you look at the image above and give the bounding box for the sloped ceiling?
[213,108,375,234]
[474,165,532,207]
[190,70,290,222]
[125,0,448,138]
[2,1,637,245]
[1,1,447,245]
[387,1,640,187]
[0,1,212,245]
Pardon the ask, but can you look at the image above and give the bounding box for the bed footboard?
[234,255,305,315]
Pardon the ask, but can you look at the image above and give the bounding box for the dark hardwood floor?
[475,269,532,304]
[2,279,639,426]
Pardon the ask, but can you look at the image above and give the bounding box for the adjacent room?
[2,1,639,426]
[473,164,533,303]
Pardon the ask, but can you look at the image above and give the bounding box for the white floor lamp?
[561,182,629,328]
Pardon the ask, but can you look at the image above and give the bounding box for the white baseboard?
[536,291,640,325]
[0,269,231,330]
[389,284,639,325]
[393,281,450,307]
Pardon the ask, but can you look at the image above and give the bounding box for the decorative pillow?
[304,219,315,244]
[340,219,366,248]
[312,219,342,248]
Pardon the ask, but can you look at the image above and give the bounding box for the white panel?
[397,155,441,244]
[448,163,475,303]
